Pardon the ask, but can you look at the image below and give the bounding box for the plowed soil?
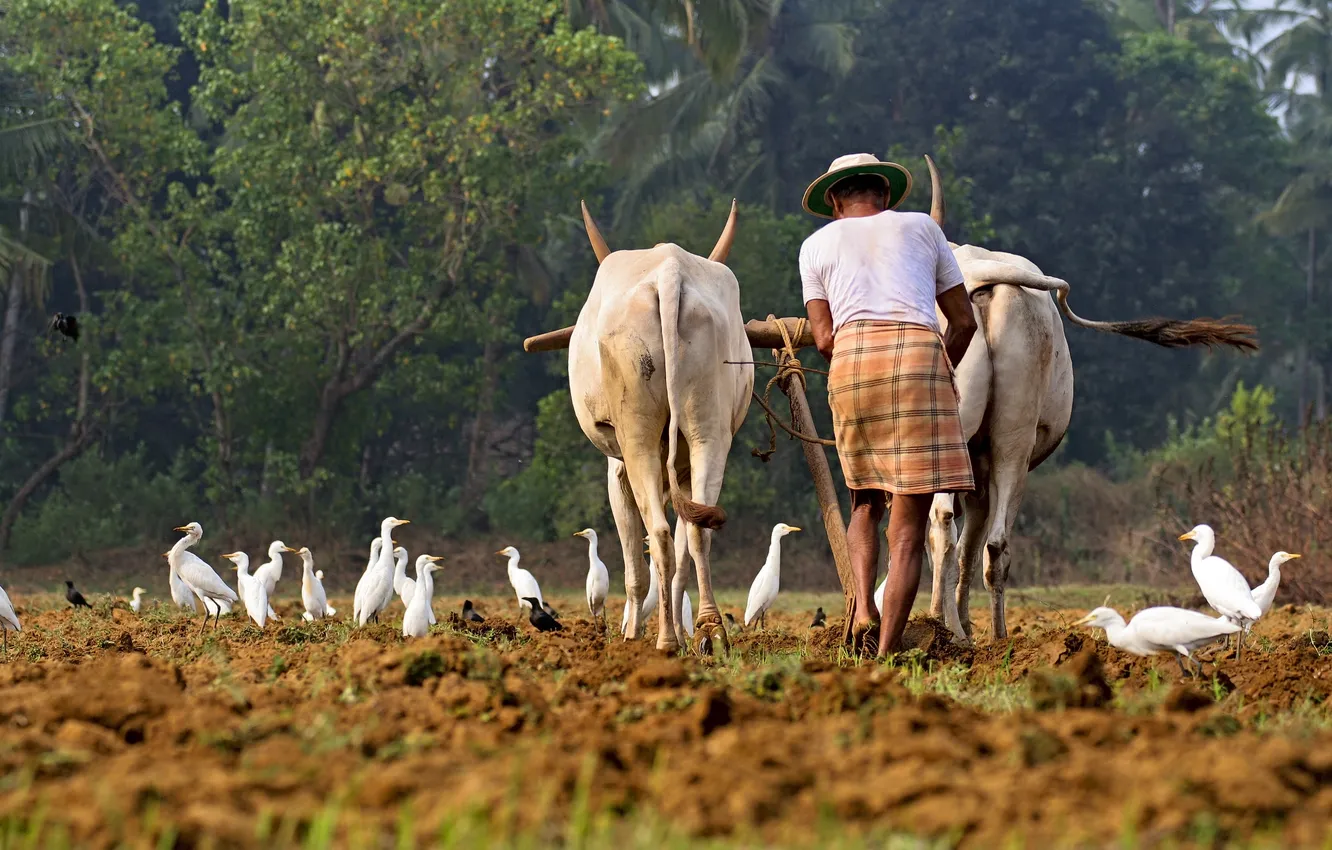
[5,595,1332,848]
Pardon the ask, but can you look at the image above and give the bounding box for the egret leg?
[1237,629,1245,662]
[3,628,7,659]
[197,606,210,636]
[1175,653,1191,679]
[1194,657,1206,678]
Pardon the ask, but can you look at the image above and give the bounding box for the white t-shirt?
[799,210,965,335]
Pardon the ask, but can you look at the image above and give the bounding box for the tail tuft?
[1098,316,1259,352]
[672,494,727,530]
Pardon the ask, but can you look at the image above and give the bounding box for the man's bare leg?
[878,493,932,656]
[847,489,887,634]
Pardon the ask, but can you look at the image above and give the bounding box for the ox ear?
[581,200,611,264]
[708,199,738,264]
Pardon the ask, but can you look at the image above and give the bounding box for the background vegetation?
[0,0,1328,594]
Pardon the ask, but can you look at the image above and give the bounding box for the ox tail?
[960,259,1259,353]
[658,260,728,530]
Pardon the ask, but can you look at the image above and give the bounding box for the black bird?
[810,607,827,628]
[65,580,90,609]
[48,313,79,342]
[725,612,741,633]
[462,599,485,623]
[542,600,560,620]
[524,597,562,632]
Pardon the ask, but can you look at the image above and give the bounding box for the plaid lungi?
[827,321,975,495]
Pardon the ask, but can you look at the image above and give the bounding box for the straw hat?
[801,153,912,219]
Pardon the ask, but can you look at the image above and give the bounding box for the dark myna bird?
[810,607,826,628]
[524,597,562,632]
[542,600,560,620]
[725,612,741,633]
[462,599,485,623]
[48,313,78,341]
[65,580,90,609]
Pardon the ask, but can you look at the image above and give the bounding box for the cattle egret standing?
[0,582,19,657]
[874,575,887,614]
[392,545,410,602]
[399,554,437,625]
[1251,552,1301,622]
[130,587,147,614]
[168,523,240,633]
[496,546,543,613]
[403,556,444,638]
[253,541,293,621]
[315,570,336,616]
[575,528,610,622]
[167,554,198,612]
[357,518,409,626]
[1075,605,1241,678]
[299,548,328,621]
[744,523,802,629]
[223,552,268,629]
[351,538,383,621]
[1179,525,1261,655]
[681,589,694,637]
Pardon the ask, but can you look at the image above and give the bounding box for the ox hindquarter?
[929,282,1071,642]
[569,250,750,651]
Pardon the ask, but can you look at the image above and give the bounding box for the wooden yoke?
[522,316,856,645]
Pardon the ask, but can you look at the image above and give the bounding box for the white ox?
[919,160,1257,642]
[568,203,753,652]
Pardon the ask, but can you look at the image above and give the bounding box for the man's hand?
[937,286,977,368]
[806,299,835,363]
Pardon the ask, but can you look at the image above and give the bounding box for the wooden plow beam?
[522,317,859,646]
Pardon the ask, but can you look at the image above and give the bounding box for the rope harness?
[739,317,837,461]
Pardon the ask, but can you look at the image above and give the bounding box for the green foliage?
[7,449,199,564]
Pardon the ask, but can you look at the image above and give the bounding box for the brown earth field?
[4,591,1332,849]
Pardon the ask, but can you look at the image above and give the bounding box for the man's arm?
[806,299,834,363]
[936,286,977,367]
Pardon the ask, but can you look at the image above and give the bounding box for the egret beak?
[573,531,586,538]
[221,552,238,559]
[283,546,298,553]
[1289,553,1302,561]
[1072,612,1095,627]
[1178,531,1196,541]
[396,519,411,526]
[173,525,190,532]
[788,526,802,532]
[426,555,445,563]
[494,549,506,556]
[160,551,170,558]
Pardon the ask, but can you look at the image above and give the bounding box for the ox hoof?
[691,622,730,657]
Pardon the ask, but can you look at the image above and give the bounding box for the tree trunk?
[0,249,96,551]
[460,339,500,521]
[299,380,345,479]
[1300,228,1317,420]
[0,191,32,424]
[1155,0,1176,35]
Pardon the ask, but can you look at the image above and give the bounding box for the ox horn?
[925,155,945,229]
[708,199,738,264]
[581,200,611,264]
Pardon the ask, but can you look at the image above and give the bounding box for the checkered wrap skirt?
[827,321,975,495]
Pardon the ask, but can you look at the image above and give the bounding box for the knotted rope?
[746,317,836,461]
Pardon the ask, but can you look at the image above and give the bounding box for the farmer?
[799,153,977,655]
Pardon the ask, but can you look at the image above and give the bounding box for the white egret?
[744,523,802,629]
[403,556,445,638]
[392,544,410,598]
[1252,551,1301,621]
[874,574,887,614]
[496,546,543,614]
[0,581,19,657]
[398,554,438,625]
[574,528,610,621]
[315,570,336,616]
[351,538,382,621]
[168,523,240,633]
[358,518,409,626]
[682,589,694,638]
[130,587,147,614]
[253,540,294,621]
[298,547,328,621]
[167,558,198,612]
[1179,524,1262,655]
[1075,605,1242,678]
[223,552,267,629]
